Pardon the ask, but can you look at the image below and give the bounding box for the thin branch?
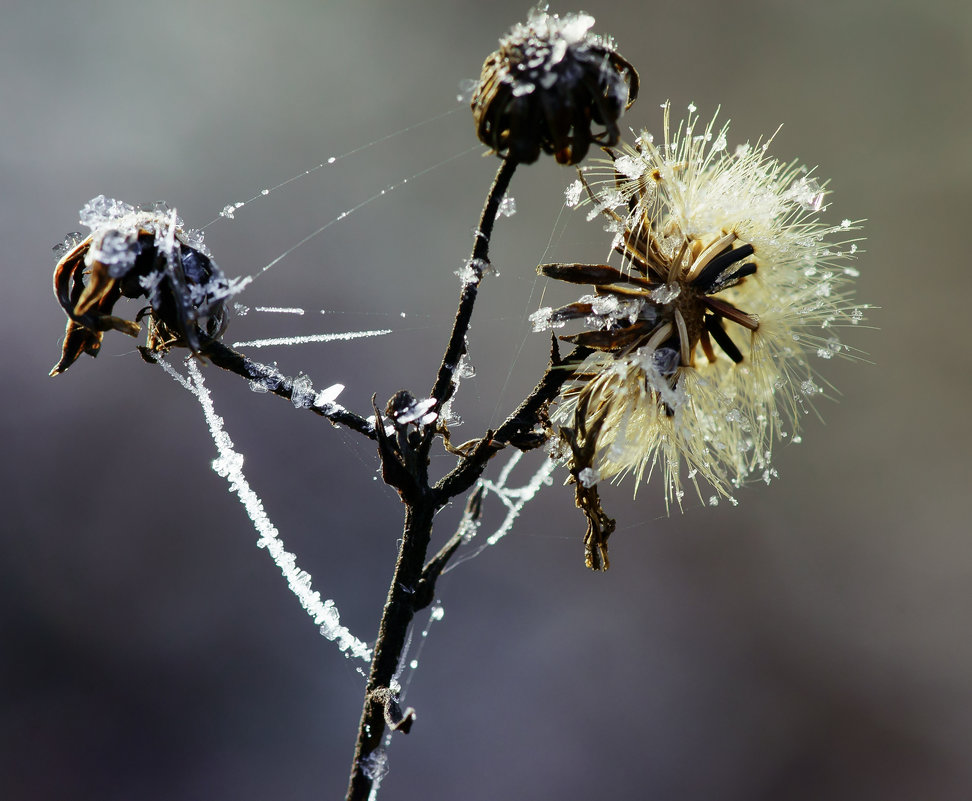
[195,338,377,439]
[413,484,485,610]
[427,158,518,415]
[431,339,590,504]
[491,340,591,448]
[346,500,436,801]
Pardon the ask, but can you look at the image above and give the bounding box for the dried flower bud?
[50,195,244,376]
[471,7,638,165]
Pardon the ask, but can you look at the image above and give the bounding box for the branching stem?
[147,158,574,801]
[345,158,517,800]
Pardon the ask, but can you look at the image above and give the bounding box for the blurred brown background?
[3,0,971,799]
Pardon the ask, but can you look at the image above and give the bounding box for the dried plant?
[47,8,866,800]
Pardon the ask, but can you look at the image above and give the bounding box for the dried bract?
[471,7,638,165]
[536,104,867,509]
[50,196,241,375]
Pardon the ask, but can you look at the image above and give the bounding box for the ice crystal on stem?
[539,103,867,511]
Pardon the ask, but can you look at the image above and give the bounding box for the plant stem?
[427,157,518,414]
[345,158,518,801]
[198,339,377,439]
[345,500,435,800]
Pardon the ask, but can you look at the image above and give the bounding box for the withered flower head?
[534,103,867,510]
[50,195,243,376]
[471,6,638,165]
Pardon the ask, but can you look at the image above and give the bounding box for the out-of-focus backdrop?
[3,1,971,799]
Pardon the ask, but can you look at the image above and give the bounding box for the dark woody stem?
[427,157,518,415]
[432,340,591,503]
[196,339,378,439]
[346,158,518,801]
[345,500,436,801]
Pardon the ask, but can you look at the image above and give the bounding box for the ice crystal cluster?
[536,104,865,507]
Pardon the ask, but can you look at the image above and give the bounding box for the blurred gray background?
[3,0,971,799]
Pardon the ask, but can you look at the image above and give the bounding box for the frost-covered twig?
[198,338,378,439]
[160,357,373,662]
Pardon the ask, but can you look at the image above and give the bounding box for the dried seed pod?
[536,104,867,512]
[50,196,240,376]
[471,8,638,165]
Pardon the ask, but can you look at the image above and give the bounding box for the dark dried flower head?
[50,195,245,376]
[471,7,638,165]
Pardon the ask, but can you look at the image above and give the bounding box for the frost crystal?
[456,353,476,379]
[78,194,135,228]
[360,748,389,784]
[438,453,556,573]
[784,175,825,212]
[390,396,438,427]
[219,201,245,220]
[565,179,583,207]
[578,467,599,487]
[614,154,645,179]
[529,307,559,332]
[313,383,345,411]
[649,284,680,304]
[290,373,316,409]
[497,195,517,217]
[455,258,490,285]
[52,231,85,260]
[456,77,479,103]
[90,229,138,275]
[816,338,843,359]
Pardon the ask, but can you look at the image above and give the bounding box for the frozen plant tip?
[534,104,867,562]
[471,6,638,165]
[50,195,246,376]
